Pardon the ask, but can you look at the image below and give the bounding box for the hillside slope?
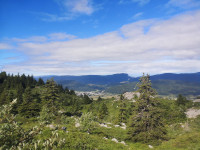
[37,72,200,96]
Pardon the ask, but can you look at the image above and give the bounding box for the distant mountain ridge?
[37,72,200,96]
[147,72,200,83]
[38,73,133,85]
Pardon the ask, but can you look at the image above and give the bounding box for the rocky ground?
[185,108,200,118]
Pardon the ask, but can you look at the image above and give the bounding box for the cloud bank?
[2,10,200,76]
[40,0,97,21]
[167,0,200,9]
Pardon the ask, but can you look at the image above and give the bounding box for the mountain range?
[37,72,200,96]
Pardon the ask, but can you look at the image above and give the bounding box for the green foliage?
[98,103,109,120]
[1,71,199,149]
[158,131,200,150]
[159,99,187,124]
[128,74,166,144]
[97,96,103,101]
[18,87,40,118]
[76,112,98,133]
[189,115,200,131]
[0,100,38,149]
[176,94,188,106]
[39,105,56,124]
[67,97,82,115]
[117,95,127,124]
[41,79,60,114]
[37,77,45,86]
[82,94,93,104]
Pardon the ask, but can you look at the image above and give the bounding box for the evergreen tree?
[64,87,70,94]
[69,89,76,95]
[57,84,64,93]
[37,78,45,86]
[70,97,82,115]
[18,88,40,118]
[98,103,108,120]
[117,94,127,125]
[176,94,187,106]
[0,89,7,106]
[83,94,92,104]
[6,91,15,104]
[41,79,60,115]
[97,96,102,101]
[128,74,166,144]
[0,72,7,84]
[11,84,24,114]
[39,105,55,124]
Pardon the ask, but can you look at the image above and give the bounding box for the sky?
[0,0,200,76]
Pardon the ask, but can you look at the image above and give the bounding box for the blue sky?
[0,0,200,76]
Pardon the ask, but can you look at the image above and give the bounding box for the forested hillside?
[38,73,200,96]
[0,72,92,117]
[1,72,200,149]
[106,80,200,96]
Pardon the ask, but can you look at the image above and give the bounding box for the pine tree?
[37,78,45,86]
[11,84,24,114]
[6,91,15,103]
[69,89,76,95]
[97,96,102,102]
[117,94,127,125]
[83,94,92,104]
[70,97,82,115]
[41,79,60,115]
[18,88,40,118]
[39,105,55,124]
[176,94,187,106]
[0,89,7,106]
[98,103,108,120]
[128,74,166,144]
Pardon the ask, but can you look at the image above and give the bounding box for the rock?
[114,125,120,127]
[46,124,57,130]
[58,110,65,114]
[123,92,140,101]
[103,137,108,140]
[193,99,200,103]
[148,145,153,149]
[120,141,126,145]
[99,123,111,128]
[185,108,200,118]
[75,123,80,127]
[121,123,126,126]
[121,126,126,130]
[111,138,118,143]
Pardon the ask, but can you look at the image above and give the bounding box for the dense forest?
[0,72,200,149]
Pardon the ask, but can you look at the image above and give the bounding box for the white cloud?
[39,0,97,21]
[167,0,200,9]
[2,10,200,75]
[9,33,76,43]
[0,43,13,50]
[132,12,144,19]
[63,0,94,15]
[48,33,76,40]
[39,12,74,22]
[12,36,47,42]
